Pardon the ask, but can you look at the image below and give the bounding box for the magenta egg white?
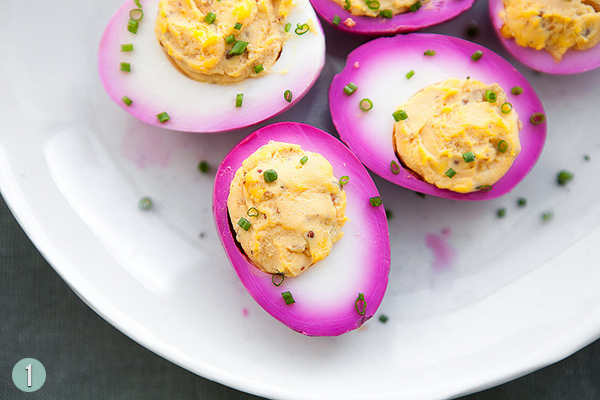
[329,33,547,200]
[309,0,475,35]
[98,0,325,133]
[489,0,600,74]
[213,122,390,336]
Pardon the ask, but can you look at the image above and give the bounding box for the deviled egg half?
[98,0,326,132]
[329,33,547,200]
[213,122,390,336]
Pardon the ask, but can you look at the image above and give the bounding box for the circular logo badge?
[12,358,46,392]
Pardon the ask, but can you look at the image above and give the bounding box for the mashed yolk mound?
[393,78,521,193]
[500,0,600,61]
[227,141,347,277]
[155,0,292,84]
[332,0,429,18]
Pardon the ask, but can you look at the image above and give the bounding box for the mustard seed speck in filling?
[227,141,347,277]
[155,0,292,84]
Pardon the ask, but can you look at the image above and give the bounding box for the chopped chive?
[379,314,388,323]
[406,69,415,79]
[204,11,216,24]
[484,89,497,103]
[366,0,380,10]
[385,208,394,220]
[333,15,341,26]
[445,168,457,178]
[198,160,210,173]
[344,0,351,9]
[285,22,292,32]
[130,8,144,21]
[121,43,134,51]
[254,64,264,73]
[247,207,259,217]
[477,185,493,191]
[343,82,358,95]
[355,293,367,315]
[120,62,131,72]
[409,1,422,12]
[359,98,373,111]
[282,291,295,305]
[370,196,382,206]
[462,151,475,163]
[498,140,508,153]
[295,23,309,35]
[225,34,235,44]
[501,102,513,114]
[424,49,436,56]
[392,110,408,122]
[234,22,242,30]
[127,19,139,34]
[471,50,483,61]
[272,273,285,286]
[497,208,506,218]
[237,217,251,231]
[121,96,133,106]
[284,89,293,102]
[235,93,243,108]
[157,111,170,123]
[134,0,142,7]
[379,9,393,18]
[542,211,554,221]
[518,197,527,207]
[263,169,278,183]
[511,86,524,95]
[584,154,591,161]
[300,156,308,165]
[339,175,350,186]
[390,160,400,175]
[229,40,248,55]
[557,170,574,185]
[138,196,152,211]
[530,112,546,125]
[466,20,479,38]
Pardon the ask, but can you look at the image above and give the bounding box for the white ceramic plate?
[2,1,600,399]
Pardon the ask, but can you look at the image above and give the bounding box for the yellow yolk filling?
[331,0,430,18]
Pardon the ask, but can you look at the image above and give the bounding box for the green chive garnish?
[484,89,497,103]
[295,23,309,35]
[466,21,479,38]
[127,19,139,34]
[497,208,506,218]
[359,98,373,111]
[236,93,243,108]
[445,168,457,178]
[542,211,554,221]
[498,140,508,153]
[344,0,351,9]
[120,62,131,72]
[379,9,393,18]
[379,314,388,323]
[339,176,350,186]
[463,151,475,163]
[478,185,493,191]
[121,96,133,106]
[247,207,259,217]
[409,1,422,11]
[557,170,574,185]
[370,196,382,206]
[121,44,134,51]
[300,156,308,165]
[471,50,483,61]
[424,49,436,56]
[130,8,144,21]
[390,160,400,175]
[204,11,216,24]
[518,197,527,207]
[134,0,142,8]
[511,86,524,95]
[138,196,152,211]
[263,169,278,183]
[530,112,546,125]
[284,89,293,102]
[254,64,264,73]
[355,293,367,315]
[157,111,170,123]
[225,34,235,44]
[392,110,408,122]
[343,82,358,95]
[229,40,249,55]
[272,273,285,287]
[366,0,380,10]
[501,102,513,114]
[285,22,292,32]
[198,161,210,173]
[282,291,295,305]
[237,217,251,231]
[333,15,341,26]
[234,22,242,30]
[406,69,415,79]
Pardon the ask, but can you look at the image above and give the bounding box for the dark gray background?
[2,192,600,399]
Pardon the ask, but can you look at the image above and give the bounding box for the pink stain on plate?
[425,228,457,271]
[242,308,249,318]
